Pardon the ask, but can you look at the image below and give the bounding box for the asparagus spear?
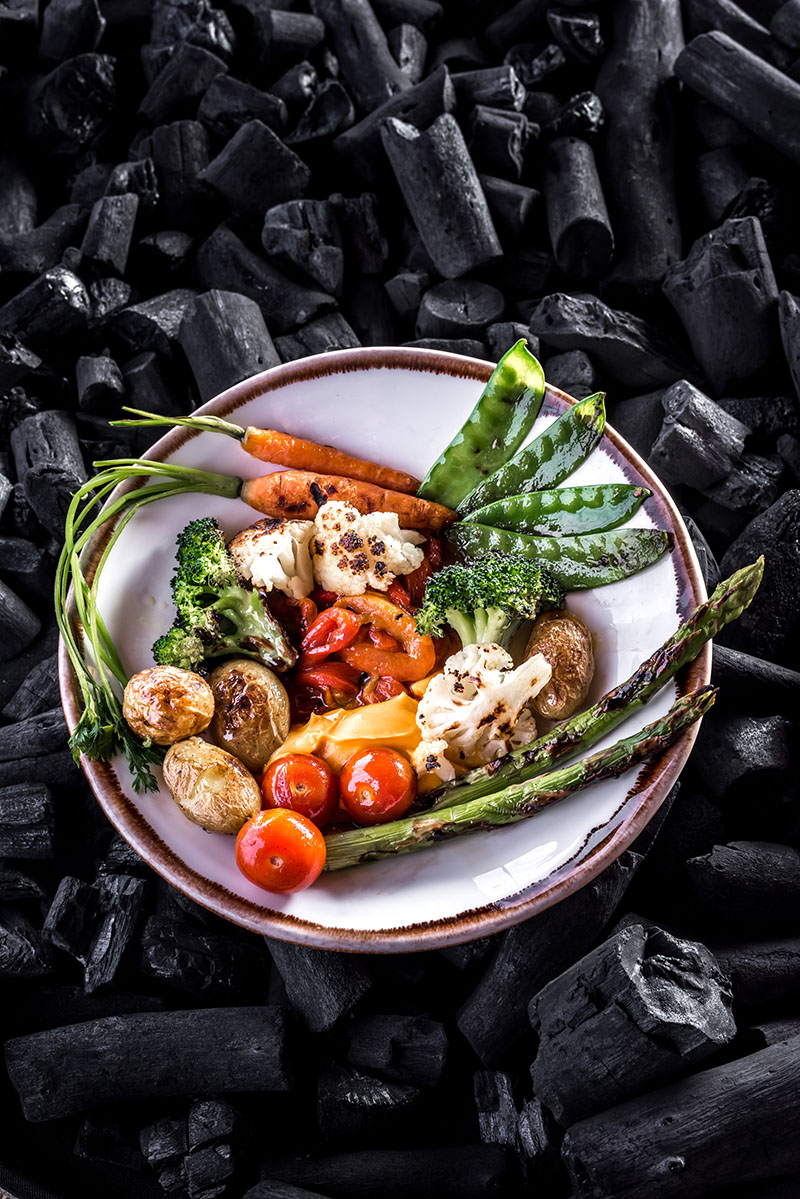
[325,687,716,871]
[422,556,763,811]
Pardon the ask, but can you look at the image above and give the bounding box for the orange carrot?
[240,471,456,530]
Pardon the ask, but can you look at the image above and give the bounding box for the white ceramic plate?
[59,348,709,951]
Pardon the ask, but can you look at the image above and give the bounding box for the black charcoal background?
[1,0,800,1195]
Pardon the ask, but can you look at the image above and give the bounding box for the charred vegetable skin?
[153,517,296,673]
[458,392,606,515]
[464,483,650,537]
[449,523,672,591]
[417,340,546,510]
[324,687,717,870]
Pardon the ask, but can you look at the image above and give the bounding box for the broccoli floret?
[153,517,297,671]
[415,553,564,649]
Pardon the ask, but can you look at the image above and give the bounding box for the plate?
[59,347,709,951]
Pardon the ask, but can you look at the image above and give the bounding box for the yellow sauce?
[270,693,423,775]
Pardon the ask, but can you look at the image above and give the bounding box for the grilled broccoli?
[415,553,564,649]
[152,517,297,671]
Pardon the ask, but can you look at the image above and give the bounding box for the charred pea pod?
[463,482,651,537]
[417,339,546,509]
[458,391,606,515]
[448,522,672,590]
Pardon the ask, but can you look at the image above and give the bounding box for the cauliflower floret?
[311,501,425,596]
[410,737,457,792]
[416,643,551,768]
[228,517,315,601]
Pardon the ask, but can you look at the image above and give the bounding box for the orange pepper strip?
[334,593,436,682]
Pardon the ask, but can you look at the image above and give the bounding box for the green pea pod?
[448,522,672,590]
[463,483,651,537]
[417,339,545,509]
[458,391,606,515]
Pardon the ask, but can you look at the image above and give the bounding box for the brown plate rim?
[58,346,710,953]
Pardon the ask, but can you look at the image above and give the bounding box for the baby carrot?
[240,470,456,530]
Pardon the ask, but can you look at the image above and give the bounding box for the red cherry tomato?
[339,747,417,825]
[300,607,363,664]
[262,753,339,827]
[235,808,326,893]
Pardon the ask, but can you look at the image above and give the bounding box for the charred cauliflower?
[310,501,425,595]
[228,517,315,601]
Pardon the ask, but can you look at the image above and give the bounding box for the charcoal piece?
[0,866,44,903]
[415,279,504,339]
[778,291,800,411]
[676,32,800,164]
[140,41,175,84]
[516,1098,562,1190]
[0,472,11,523]
[439,937,495,971]
[467,104,530,181]
[286,79,355,143]
[0,155,37,239]
[151,0,236,59]
[430,34,488,72]
[372,0,441,31]
[474,1070,517,1147]
[98,834,152,877]
[199,119,311,222]
[544,349,596,398]
[5,1005,290,1121]
[0,333,41,390]
[259,1148,509,1198]
[547,8,604,62]
[0,708,67,760]
[88,276,133,324]
[317,1066,423,1145]
[75,354,125,414]
[562,1036,800,1199]
[719,490,800,667]
[75,1115,147,1173]
[389,24,427,83]
[139,42,227,123]
[195,225,336,335]
[681,512,721,590]
[478,174,538,239]
[724,177,793,267]
[345,1013,448,1085]
[595,0,683,293]
[384,269,429,321]
[329,192,388,276]
[310,0,409,113]
[0,205,88,276]
[542,136,614,278]
[178,290,278,402]
[703,452,783,512]
[0,783,54,859]
[0,909,52,979]
[262,199,343,295]
[692,98,754,149]
[779,432,800,482]
[523,89,562,127]
[714,939,800,1006]
[151,119,211,227]
[687,842,800,934]
[546,90,604,140]
[745,1017,800,1049]
[530,293,697,390]
[486,321,538,362]
[105,158,160,212]
[529,923,735,1125]
[112,288,197,357]
[772,0,800,45]
[458,849,641,1066]
[486,0,548,51]
[342,277,397,345]
[247,1185,336,1199]
[381,114,501,279]
[333,63,455,187]
[80,193,139,276]
[22,986,166,1034]
[43,876,98,962]
[266,938,374,1031]
[693,711,794,800]
[0,626,60,712]
[140,914,267,998]
[404,337,486,357]
[269,61,318,117]
[270,9,325,67]
[10,408,86,539]
[649,379,750,490]
[198,76,287,140]
[663,217,779,392]
[685,0,793,67]
[26,54,116,155]
[123,352,185,421]
[0,266,91,349]
[452,66,525,111]
[39,0,105,58]
[137,230,193,280]
[83,873,148,992]
[712,644,800,713]
[696,147,752,223]
[139,1112,188,1193]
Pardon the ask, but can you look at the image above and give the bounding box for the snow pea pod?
[448,523,672,590]
[417,339,545,509]
[458,392,606,515]
[463,483,651,537]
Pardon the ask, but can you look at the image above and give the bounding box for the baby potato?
[209,659,291,773]
[163,737,262,834]
[123,666,214,745]
[524,609,594,721]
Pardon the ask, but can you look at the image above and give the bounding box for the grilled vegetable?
[122,666,214,745]
[523,609,595,720]
[463,483,650,537]
[163,737,262,834]
[209,659,291,774]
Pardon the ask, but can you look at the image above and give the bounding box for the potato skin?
[163,737,262,834]
[209,659,290,773]
[123,666,214,745]
[524,609,594,721]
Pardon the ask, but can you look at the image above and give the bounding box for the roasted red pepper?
[300,607,363,664]
[335,593,436,682]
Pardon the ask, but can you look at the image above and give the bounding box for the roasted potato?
[162,737,262,834]
[123,666,214,745]
[524,609,594,721]
[209,659,291,773]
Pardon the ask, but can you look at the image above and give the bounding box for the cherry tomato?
[300,607,362,664]
[339,747,417,825]
[262,753,339,827]
[235,808,326,893]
